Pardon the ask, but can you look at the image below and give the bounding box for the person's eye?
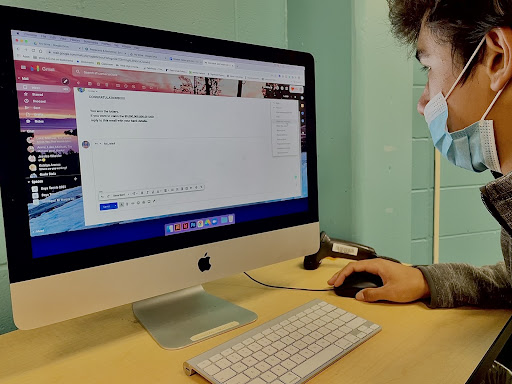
[420,65,431,73]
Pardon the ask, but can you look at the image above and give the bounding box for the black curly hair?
[387,0,512,81]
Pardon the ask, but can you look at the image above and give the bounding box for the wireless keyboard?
[184,299,381,384]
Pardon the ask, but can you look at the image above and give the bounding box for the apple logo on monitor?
[198,253,211,272]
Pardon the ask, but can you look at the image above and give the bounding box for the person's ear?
[485,27,512,92]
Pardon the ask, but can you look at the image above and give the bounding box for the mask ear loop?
[445,36,487,100]
[481,79,510,120]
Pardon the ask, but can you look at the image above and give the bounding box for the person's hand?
[327,258,430,303]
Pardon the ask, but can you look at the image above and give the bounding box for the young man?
[328,0,512,309]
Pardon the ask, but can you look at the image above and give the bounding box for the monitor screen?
[0,6,318,343]
[14,29,308,259]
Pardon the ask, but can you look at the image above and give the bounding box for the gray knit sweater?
[417,171,512,308]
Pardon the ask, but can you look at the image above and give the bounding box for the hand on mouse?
[327,259,430,303]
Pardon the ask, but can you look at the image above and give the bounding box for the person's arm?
[327,259,512,308]
[418,261,512,308]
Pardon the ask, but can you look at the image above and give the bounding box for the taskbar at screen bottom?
[29,197,309,259]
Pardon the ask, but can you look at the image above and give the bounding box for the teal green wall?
[351,1,413,262]
[411,62,434,265]
[287,0,353,240]
[0,0,287,334]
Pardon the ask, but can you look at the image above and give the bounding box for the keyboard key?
[253,333,264,340]
[210,354,223,362]
[323,304,337,312]
[267,333,281,342]
[290,354,306,365]
[217,358,231,369]
[309,331,323,340]
[214,368,237,382]
[244,367,260,378]
[283,345,299,355]
[335,338,352,350]
[198,360,211,369]
[323,334,338,343]
[247,378,265,384]
[248,343,263,352]
[271,364,288,376]
[346,317,366,329]
[242,356,258,367]
[227,353,243,363]
[281,372,301,384]
[272,341,286,350]
[262,346,278,356]
[261,371,278,383]
[292,340,307,350]
[340,313,356,322]
[331,329,346,339]
[226,373,250,384]
[222,348,235,357]
[344,334,359,343]
[298,349,314,359]
[258,338,272,347]
[263,329,273,336]
[204,364,221,376]
[281,359,297,370]
[255,361,271,373]
[318,301,327,307]
[265,356,281,367]
[243,338,255,345]
[253,351,268,361]
[233,362,248,373]
[316,338,331,348]
[308,343,323,354]
[324,323,337,331]
[275,351,290,360]
[292,345,343,378]
[233,343,245,351]
[239,348,252,358]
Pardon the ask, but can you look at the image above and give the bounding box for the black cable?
[244,272,334,292]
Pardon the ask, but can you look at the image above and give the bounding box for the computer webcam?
[303,232,378,270]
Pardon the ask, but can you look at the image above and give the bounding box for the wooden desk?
[1,257,511,384]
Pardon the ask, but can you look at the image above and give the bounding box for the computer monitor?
[0,5,319,349]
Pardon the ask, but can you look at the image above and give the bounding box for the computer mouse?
[333,272,383,298]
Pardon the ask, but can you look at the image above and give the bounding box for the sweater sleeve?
[416,262,512,308]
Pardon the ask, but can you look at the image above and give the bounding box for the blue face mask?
[423,37,506,173]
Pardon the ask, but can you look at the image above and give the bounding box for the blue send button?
[100,202,118,211]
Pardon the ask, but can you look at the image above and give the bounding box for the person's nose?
[417,84,429,116]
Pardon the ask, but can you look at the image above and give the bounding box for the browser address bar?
[45,48,151,65]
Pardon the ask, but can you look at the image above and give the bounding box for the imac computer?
[0,6,319,349]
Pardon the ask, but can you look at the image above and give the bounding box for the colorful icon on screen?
[183,222,189,230]
[197,220,204,228]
